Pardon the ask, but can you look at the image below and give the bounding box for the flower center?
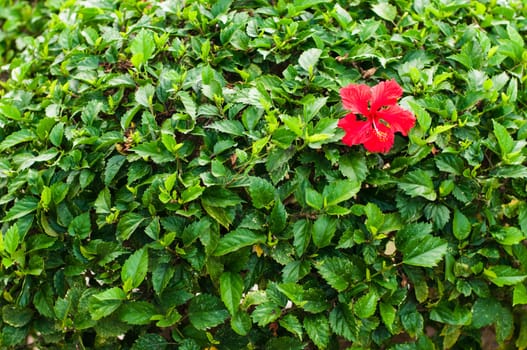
[371,119,390,142]
[374,129,389,142]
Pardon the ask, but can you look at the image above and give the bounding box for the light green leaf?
[371,2,397,21]
[513,283,527,306]
[493,120,514,155]
[231,311,252,336]
[135,84,156,108]
[298,48,322,72]
[89,287,126,320]
[130,29,155,68]
[121,247,149,292]
[491,226,526,245]
[0,129,35,152]
[484,265,527,287]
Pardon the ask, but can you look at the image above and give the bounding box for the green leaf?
[89,287,126,320]
[304,314,330,349]
[188,294,229,330]
[220,272,244,315]
[201,186,244,208]
[0,129,35,152]
[248,177,276,209]
[2,305,34,327]
[104,155,126,185]
[130,29,155,68]
[293,219,311,257]
[493,120,515,156]
[354,290,378,319]
[2,196,39,222]
[0,103,21,120]
[213,228,266,256]
[121,247,149,292]
[435,153,464,175]
[339,153,369,183]
[207,120,245,136]
[231,311,252,336]
[68,212,92,239]
[491,226,526,245]
[251,302,281,327]
[270,200,287,234]
[484,265,527,287]
[323,180,361,207]
[312,215,337,248]
[131,141,174,163]
[152,262,175,296]
[371,2,397,21]
[305,187,323,210]
[471,298,504,328]
[298,48,322,72]
[396,223,448,267]
[119,301,156,325]
[279,314,303,339]
[116,212,145,241]
[513,283,527,306]
[453,209,471,240]
[131,333,168,350]
[398,170,436,201]
[3,224,20,255]
[491,165,527,178]
[329,303,357,342]
[379,302,396,333]
[430,303,472,326]
[315,257,353,292]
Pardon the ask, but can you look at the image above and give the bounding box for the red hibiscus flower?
[338,80,416,153]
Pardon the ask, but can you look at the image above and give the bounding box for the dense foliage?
[1,0,527,348]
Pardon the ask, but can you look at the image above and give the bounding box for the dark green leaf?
[213,228,266,256]
[117,213,145,241]
[304,314,330,349]
[220,272,244,315]
[188,294,229,330]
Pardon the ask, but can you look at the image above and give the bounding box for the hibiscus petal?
[340,83,371,116]
[370,80,403,112]
[338,114,371,146]
[362,123,395,153]
[377,105,416,135]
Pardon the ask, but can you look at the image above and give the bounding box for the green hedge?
[1,0,527,349]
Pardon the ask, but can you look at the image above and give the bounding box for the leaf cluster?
[1,0,527,349]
